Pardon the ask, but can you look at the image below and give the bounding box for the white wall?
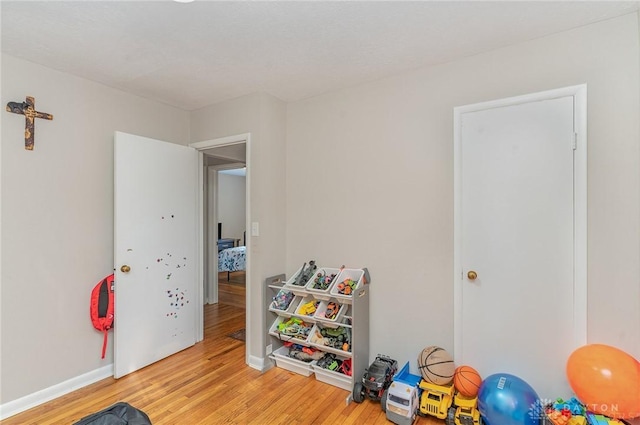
[286,12,640,376]
[0,54,190,405]
[190,92,287,364]
[1,9,638,415]
[218,173,246,243]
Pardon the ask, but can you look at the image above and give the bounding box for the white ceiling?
[2,1,639,111]
[202,143,246,166]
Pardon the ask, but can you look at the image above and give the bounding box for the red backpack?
[90,274,114,359]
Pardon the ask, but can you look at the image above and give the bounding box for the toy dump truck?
[385,362,422,425]
[445,392,482,425]
[418,379,455,419]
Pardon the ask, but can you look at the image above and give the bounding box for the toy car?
[352,354,398,404]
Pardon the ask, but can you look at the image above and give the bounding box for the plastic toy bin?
[269,290,299,315]
[269,316,313,344]
[312,361,353,391]
[313,300,347,327]
[305,267,341,300]
[329,268,365,301]
[308,323,352,354]
[271,346,316,377]
[294,296,321,319]
[283,265,313,296]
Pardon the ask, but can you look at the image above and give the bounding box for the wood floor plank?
[1,299,441,425]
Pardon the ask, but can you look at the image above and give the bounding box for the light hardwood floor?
[1,298,441,424]
[218,271,246,308]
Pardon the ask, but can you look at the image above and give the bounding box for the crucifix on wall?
[5,96,53,150]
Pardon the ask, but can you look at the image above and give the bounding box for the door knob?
[467,270,477,280]
[120,265,131,273]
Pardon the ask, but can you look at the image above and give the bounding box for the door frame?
[206,161,246,305]
[452,85,587,363]
[190,133,251,364]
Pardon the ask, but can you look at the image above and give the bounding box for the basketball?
[418,346,455,385]
[453,365,482,397]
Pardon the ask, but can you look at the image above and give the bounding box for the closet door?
[454,87,587,399]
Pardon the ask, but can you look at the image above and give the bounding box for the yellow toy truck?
[445,392,482,425]
[418,379,454,419]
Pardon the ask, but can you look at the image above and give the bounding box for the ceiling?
[202,143,246,167]
[2,1,639,111]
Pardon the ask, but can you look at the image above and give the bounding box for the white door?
[114,131,199,379]
[454,87,587,399]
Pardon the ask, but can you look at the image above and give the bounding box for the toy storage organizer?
[265,267,370,392]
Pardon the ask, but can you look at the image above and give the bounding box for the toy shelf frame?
[264,269,370,395]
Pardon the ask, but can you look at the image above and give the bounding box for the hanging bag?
[90,274,115,359]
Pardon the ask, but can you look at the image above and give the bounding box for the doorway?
[208,165,247,308]
[453,85,587,399]
[191,134,251,363]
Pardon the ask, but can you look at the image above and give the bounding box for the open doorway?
[200,142,248,339]
[210,165,247,308]
[191,134,252,364]
[202,143,247,304]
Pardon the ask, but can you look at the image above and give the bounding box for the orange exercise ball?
[566,344,640,419]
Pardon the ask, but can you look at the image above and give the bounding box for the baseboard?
[0,364,113,420]
[261,360,275,372]
[248,355,269,372]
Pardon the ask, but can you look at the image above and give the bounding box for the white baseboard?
[248,355,275,373]
[0,364,113,420]
[248,355,269,372]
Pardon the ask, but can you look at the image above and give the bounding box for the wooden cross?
[5,96,53,150]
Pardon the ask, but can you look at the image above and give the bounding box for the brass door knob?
[120,265,131,273]
[467,270,478,280]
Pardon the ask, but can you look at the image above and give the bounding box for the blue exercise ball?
[478,373,540,425]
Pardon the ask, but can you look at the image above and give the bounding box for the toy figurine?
[336,278,357,295]
[325,301,339,319]
[272,289,294,311]
[292,260,317,286]
[312,271,337,290]
[298,300,320,316]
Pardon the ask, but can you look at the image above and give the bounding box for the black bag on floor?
[73,402,152,425]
